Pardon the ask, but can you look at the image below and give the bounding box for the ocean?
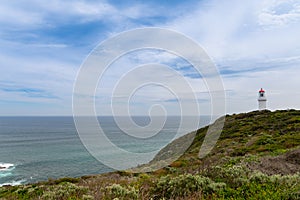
[0,116,210,186]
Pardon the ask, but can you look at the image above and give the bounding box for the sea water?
[0,116,210,186]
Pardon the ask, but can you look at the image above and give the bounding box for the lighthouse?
[258,88,267,110]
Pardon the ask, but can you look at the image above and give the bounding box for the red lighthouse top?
[259,88,265,93]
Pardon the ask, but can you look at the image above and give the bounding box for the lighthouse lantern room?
[258,88,267,110]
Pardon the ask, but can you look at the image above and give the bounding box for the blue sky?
[1,0,300,116]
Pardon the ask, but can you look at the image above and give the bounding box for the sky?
[1,0,300,116]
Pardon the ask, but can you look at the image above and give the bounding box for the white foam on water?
[0,179,26,187]
[0,163,14,171]
[0,162,18,186]
[0,163,14,177]
[0,172,12,178]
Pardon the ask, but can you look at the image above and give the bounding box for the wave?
[0,179,26,187]
[0,172,12,178]
[0,163,22,187]
[0,163,14,171]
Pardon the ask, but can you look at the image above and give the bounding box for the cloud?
[0,1,114,28]
[160,0,300,113]
[0,0,171,32]
[1,87,58,99]
[92,51,214,116]
[0,2,43,28]
[1,0,204,115]
[1,0,300,115]
[259,0,300,27]
[166,0,300,62]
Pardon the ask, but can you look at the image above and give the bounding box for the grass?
[1,109,300,199]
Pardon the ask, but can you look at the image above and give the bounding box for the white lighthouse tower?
[258,88,267,110]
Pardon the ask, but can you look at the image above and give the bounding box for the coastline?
[1,110,300,199]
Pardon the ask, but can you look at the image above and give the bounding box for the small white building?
[258,88,267,110]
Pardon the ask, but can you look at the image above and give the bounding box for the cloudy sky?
[1,0,300,116]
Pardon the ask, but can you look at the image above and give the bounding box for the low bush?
[103,183,138,200]
[152,174,225,199]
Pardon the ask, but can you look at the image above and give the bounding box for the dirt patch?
[247,148,300,175]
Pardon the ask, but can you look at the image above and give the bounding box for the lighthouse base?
[258,100,267,110]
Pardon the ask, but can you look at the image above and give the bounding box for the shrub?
[152,174,225,199]
[104,183,138,200]
[205,165,249,187]
[250,171,270,184]
[41,182,88,199]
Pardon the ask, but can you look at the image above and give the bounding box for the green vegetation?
[1,109,300,199]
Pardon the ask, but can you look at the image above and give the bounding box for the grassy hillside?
[150,109,300,174]
[1,110,300,199]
